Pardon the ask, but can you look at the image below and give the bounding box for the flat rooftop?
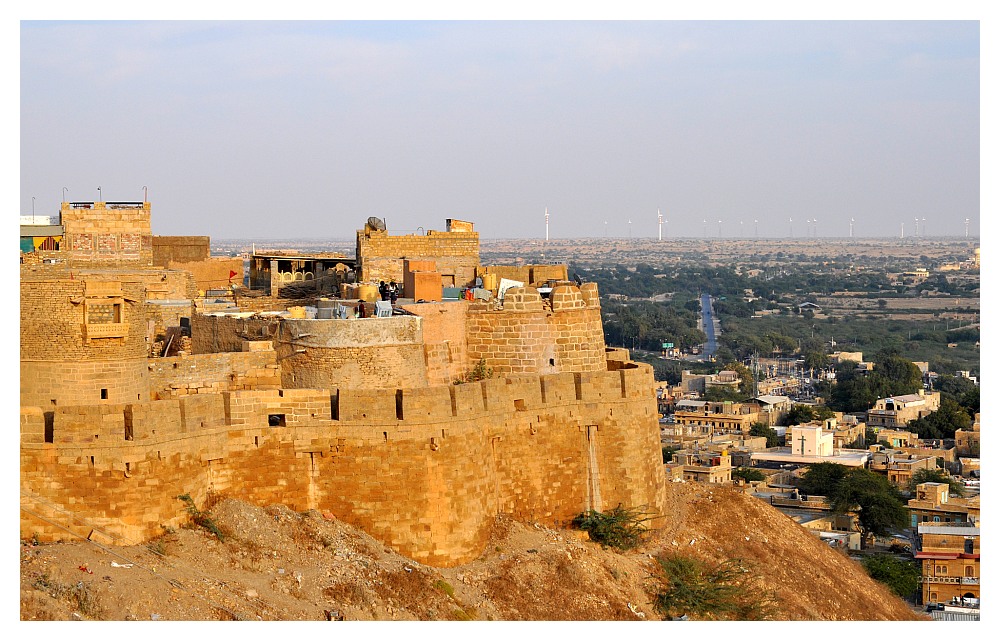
[750,448,870,467]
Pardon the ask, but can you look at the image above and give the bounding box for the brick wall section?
[465,284,606,376]
[147,350,281,399]
[60,202,153,267]
[20,362,667,567]
[357,228,479,288]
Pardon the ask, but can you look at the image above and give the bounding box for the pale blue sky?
[20,20,980,239]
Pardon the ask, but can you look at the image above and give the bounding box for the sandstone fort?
[20,201,667,566]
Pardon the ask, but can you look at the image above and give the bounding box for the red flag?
[229,270,237,280]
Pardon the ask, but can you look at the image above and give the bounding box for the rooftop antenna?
[545,207,549,242]
[658,208,663,241]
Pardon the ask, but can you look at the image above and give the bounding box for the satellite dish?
[366,217,386,232]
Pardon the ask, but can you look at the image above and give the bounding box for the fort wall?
[20,364,666,567]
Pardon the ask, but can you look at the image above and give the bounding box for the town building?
[913,523,979,607]
[954,413,980,457]
[907,482,980,527]
[868,448,938,490]
[672,400,760,436]
[866,391,941,429]
[754,394,792,426]
[750,424,870,468]
[667,448,733,484]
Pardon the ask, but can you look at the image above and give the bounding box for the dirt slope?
[20,482,927,621]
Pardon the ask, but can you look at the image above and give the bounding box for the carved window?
[88,302,122,324]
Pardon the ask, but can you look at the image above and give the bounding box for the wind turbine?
[658,209,663,241]
[850,217,854,238]
[544,207,549,242]
[965,218,970,238]
[718,219,722,238]
[754,219,758,239]
[789,217,793,238]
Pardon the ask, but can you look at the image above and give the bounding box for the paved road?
[700,293,718,358]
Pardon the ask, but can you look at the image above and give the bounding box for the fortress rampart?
[20,364,667,567]
[465,284,606,375]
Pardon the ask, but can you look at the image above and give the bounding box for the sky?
[19,18,982,240]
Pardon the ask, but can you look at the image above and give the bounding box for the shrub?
[653,554,776,621]
[455,359,494,385]
[861,554,920,599]
[572,504,654,551]
[176,494,225,542]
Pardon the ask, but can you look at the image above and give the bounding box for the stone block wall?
[60,202,153,266]
[465,285,606,376]
[147,350,281,399]
[191,313,282,354]
[152,236,210,265]
[357,228,479,287]
[165,257,244,295]
[400,301,469,385]
[20,362,667,567]
[476,264,569,286]
[275,317,427,390]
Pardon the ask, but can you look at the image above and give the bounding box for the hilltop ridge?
[20,481,925,621]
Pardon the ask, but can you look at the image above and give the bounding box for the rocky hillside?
[20,481,927,621]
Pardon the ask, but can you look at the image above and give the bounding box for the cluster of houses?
[655,365,980,614]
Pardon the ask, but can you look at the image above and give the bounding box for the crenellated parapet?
[465,284,605,377]
[20,359,666,567]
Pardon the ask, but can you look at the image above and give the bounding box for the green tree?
[732,467,765,483]
[907,398,972,440]
[861,554,920,599]
[722,361,754,395]
[703,386,746,403]
[662,446,678,464]
[828,468,909,549]
[908,468,964,497]
[782,404,817,426]
[797,461,849,496]
[749,422,780,447]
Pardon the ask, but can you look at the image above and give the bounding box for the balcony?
[961,577,979,585]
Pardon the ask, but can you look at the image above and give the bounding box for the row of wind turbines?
[541,208,972,240]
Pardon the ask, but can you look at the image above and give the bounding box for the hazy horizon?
[21,20,980,240]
